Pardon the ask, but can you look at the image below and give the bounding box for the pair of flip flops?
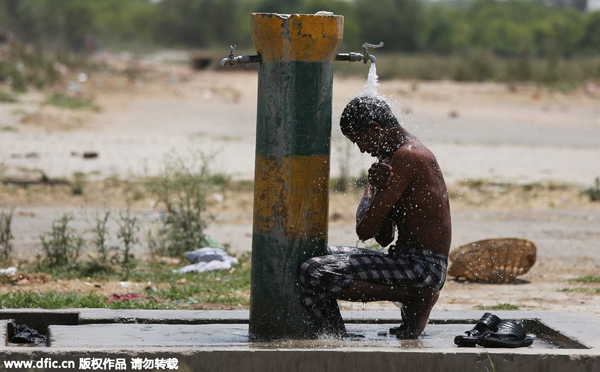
[454,313,533,348]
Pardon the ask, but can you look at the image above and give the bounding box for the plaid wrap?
[298,245,447,318]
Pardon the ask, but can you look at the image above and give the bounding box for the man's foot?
[394,287,440,339]
[391,325,420,339]
[305,298,347,338]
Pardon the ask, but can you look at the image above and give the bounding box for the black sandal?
[477,320,533,348]
[454,313,501,347]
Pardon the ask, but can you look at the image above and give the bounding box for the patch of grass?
[560,287,600,294]
[10,109,29,116]
[15,256,252,309]
[146,254,251,306]
[569,276,600,284]
[0,126,17,132]
[45,92,96,110]
[582,178,600,202]
[0,90,18,103]
[0,291,174,310]
[22,254,252,308]
[477,303,520,311]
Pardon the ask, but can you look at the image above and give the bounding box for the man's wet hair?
[340,95,399,136]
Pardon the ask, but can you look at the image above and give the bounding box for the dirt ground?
[1,51,599,317]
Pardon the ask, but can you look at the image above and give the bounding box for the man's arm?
[356,185,395,247]
[356,152,416,241]
[374,210,395,247]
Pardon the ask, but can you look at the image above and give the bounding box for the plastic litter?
[173,247,238,274]
[0,267,17,276]
[10,324,46,344]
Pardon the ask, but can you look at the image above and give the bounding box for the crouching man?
[299,96,451,339]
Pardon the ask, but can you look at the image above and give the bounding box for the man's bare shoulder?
[392,137,436,165]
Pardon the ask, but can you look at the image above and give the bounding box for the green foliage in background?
[1,0,599,56]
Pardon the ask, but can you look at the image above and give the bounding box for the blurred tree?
[422,6,472,54]
[253,0,305,14]
[532,10,585,56]
[6,0,96,51]
[582,11,600,53]
[0,0,596,60]
[90,0,160,48]
[156,0,242,48]
[354,0,424,52]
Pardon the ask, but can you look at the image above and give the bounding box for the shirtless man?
[299,95,451,339]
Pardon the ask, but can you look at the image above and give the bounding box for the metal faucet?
[220,45,263,66]
[334,41,384,64]
[220,45,236,67]
[361,42,384,64]
[220,41,384,66]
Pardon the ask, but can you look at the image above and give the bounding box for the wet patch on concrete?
[51,322,566,349]
[0,310,598,371]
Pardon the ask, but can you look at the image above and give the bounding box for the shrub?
[582,177,600,202]
[88,211,115,264]
[145,151,228,258]
[116,208,139,272]
[0,209,15,264]
[39,213,85,267]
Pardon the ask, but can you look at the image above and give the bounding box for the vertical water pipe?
[249,13,344,339]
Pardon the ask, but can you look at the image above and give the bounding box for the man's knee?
[298,258,325,287]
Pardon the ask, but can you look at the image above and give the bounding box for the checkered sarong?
[298,245,447,318]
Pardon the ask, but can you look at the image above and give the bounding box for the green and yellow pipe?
[249,13,344,339]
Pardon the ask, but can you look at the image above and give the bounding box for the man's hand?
[368,162,394,187]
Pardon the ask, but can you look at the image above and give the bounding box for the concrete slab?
[0,309,598,372]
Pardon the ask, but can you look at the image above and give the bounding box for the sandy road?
[1,52,600,314]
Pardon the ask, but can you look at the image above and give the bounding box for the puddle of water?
[47,323,560,349]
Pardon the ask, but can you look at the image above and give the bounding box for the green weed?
[45,92,96,110]
[477,303,520,311]
[71,172,86,195]
[116,207,140,274]
[485,353,496,372]
[0,90,17,103]
[582,178,600,202]
[87,211,116,265]
[570,276,600,284]
[560,287,600,294]
[0,126,17,132]
[0,209,15,264]
[38,213,85,267]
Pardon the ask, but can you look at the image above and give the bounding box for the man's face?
[346,129,380,157]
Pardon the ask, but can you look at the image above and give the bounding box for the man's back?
[388,136,451,256]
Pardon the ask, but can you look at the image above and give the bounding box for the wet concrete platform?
[0,309,599,371]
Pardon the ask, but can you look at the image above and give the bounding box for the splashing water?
[363,63,380,97]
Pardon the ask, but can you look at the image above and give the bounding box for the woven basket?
[448,238,537,283]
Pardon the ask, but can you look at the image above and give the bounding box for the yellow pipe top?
[251,13,344,63]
